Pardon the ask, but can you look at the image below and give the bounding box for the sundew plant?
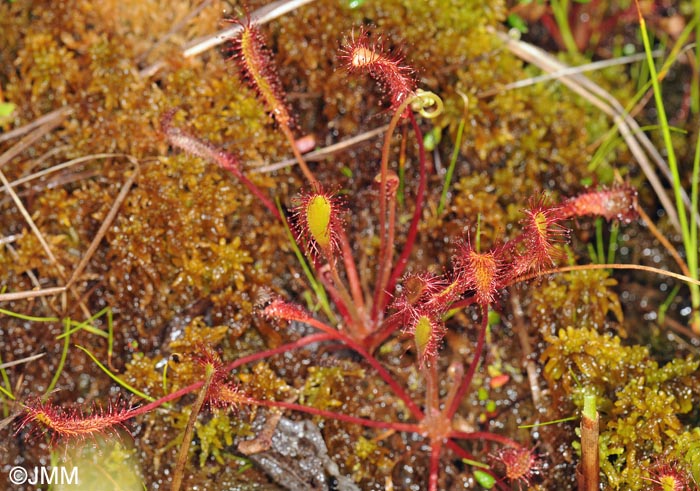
[1,1,700,490]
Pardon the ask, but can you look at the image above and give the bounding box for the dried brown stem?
[509,292,543,410]
[637,203,690,277]
[170,364,215,491]
[250,124,388,174]
[578,411,600,491]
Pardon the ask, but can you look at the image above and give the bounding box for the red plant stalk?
[278,123,318,186]
[424,361,440,418]
[449,431,522,448]
[250,398,419,433]
[326,258,365,332]
[264,301,423,418]
[384,110,429,304]
[422,360,447,491]
[446,303,489,420]
[373,169,399,321]
[161,114,281,221]
[372,96,415,321]
[315,271,359,328]
[428,438,444,491]
[225,332,335,372]
[364,309,403,353]
[336,228,366,317]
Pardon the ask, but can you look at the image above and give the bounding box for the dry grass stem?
[0,157,140,309]
[494,30,698,232]
[250,124,389,174]
[139,0,317,77]
[0,107,72,146]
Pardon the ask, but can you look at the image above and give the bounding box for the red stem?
[279,123,318,186]
[365,312,403,353]
[446,303,488,419]
[429,438,444,491]
[252,398,421,433]
[129,382,203,418]
[425,362,440,418]
[316,265,356,327]
[446,295,477,312]
[225,333,335,371]
[372,186,398,320]
[337,228,366,318]
[233,167,282,221]
[327,258,365,337]
[372,98,414,322]
[129,335,338,417]
[444,439,478,464]
[294,316,424,419]
[384,111,428,305]
[448,430,522,448]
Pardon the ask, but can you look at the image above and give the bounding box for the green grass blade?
[637,5,689,242]
[692,0,700,114]
[0,384,14,401]
[76,345,155,402]
[0,307,58,323]
[0,352,13,401]
[107,307,114,365]
[636,0,700,317]
[606,221,619,266]
[588,17,696,178]
[689,129,700,321]
[56,306,112,339]
[438,92,468,215]
[658,284,681,325]
[44,318,72,400]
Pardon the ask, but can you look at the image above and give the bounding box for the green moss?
[195,410,248,467]
[13,32,79,109]
[529,269,624,336]
[352,436,395,481]
[300,365,365,411]
[542,326,700,489]
[238,362,294,404]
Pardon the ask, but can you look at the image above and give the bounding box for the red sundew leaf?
[513,197,570,275]
[490,446,541,486]
[263,299,313,323]
[227,16,292,127]
[339,26,417,114]
[18,398,134,443]
[561,186,638,223]
[291,187,344,260]
[454,243,502,307]
[406,313,446,368]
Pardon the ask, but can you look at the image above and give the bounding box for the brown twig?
[578,396,600,491]
[170,364,215,491]
[509,292,543,410]
[636,203,690,277]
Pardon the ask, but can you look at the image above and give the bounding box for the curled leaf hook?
[411,89,444,119]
